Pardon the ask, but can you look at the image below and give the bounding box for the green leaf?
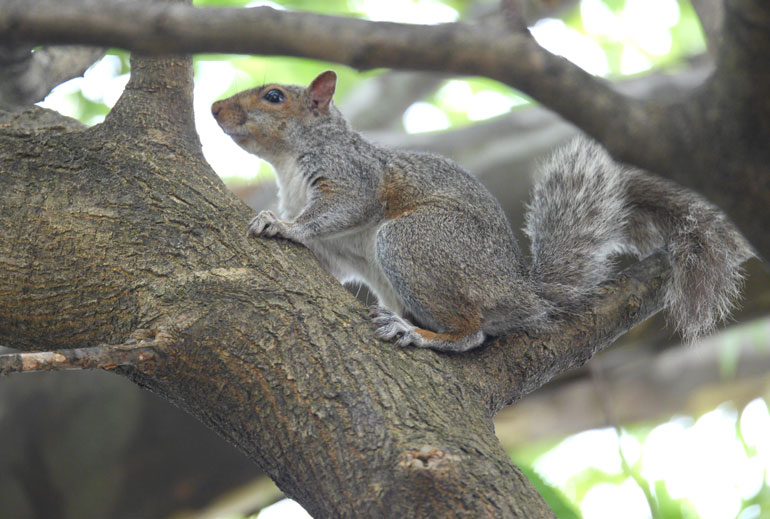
[517,463,582,519]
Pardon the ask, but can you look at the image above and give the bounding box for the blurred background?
[2,1,770,518]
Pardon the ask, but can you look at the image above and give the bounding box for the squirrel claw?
[247,210,290,239]
[370,306,419,347]
[394,333,418,348]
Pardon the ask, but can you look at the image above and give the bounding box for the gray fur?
[214,72,753,351]
[527,138,754,342]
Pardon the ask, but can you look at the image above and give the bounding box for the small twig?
[0,342,160,376]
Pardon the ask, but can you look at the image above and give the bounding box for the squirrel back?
[213,71,753,351]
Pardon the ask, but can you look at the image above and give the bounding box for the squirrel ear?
[307,70,337,112]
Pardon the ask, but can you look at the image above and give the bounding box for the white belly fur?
[273,160,402,314]
[306,223,404,315]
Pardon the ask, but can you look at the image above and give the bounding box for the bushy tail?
[524,138,753,342]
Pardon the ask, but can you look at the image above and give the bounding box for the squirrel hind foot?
[370,306,485,352]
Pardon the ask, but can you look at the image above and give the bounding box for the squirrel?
[211,70,754,352]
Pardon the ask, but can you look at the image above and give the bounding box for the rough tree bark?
[0,1,765,517]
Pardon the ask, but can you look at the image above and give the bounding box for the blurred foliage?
[560,0,705,77]
[195,54,374,101]
[517,462,583,519]
[508,396,770,519]
[670,2,709,60]
[193,0,481,17]
[45,49,129,125]
[195,0,356,15]
[44,0,707,130]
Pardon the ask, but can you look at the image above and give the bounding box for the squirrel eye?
[263,89,286,104]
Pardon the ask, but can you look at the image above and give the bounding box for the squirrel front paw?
[247,210,291,239]
[370,306,422,348]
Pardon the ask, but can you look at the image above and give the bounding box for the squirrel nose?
[211,102,222,118]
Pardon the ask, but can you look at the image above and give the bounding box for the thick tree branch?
[0,44,107,105]
[477,252,668,412]
[104,52,198,146]
[0,98,552,519]
[0,3,637,143]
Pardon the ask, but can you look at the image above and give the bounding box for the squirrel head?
[211,70,343,164]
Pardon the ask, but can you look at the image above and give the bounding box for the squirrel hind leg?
[370,306,485,352]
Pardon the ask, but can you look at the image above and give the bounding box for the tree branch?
[464,252,669,413]
[0,3,637,145]
[0,44,106,106]
[368,57,712,177]
[0,341,160,375]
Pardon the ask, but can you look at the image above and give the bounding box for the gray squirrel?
[211,70,753,352]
